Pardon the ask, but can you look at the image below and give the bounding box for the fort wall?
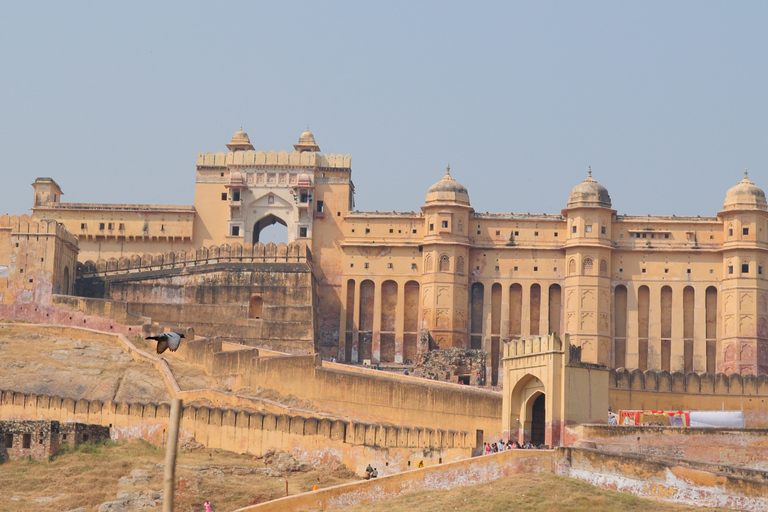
[556,447,768,511]
[180,337,503,435]
[565,424,768,466]
[609,368,768,426]
[0,390,471,475]
[233,449,554,512]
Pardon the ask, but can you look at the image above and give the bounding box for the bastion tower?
[420,167,473,349]
[562,169,614,365]
[718,171,768,375]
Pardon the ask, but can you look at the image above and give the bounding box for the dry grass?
[334,472,736,512]
[0,438,356,511]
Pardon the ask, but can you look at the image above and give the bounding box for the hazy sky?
[2,2,767,222]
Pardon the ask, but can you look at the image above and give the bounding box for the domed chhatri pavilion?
[30,128,768,381]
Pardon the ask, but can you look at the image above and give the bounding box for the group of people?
[363,464,379,479]
[483,440,535,454]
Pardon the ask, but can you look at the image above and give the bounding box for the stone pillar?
[372,279,382,363]
[648,284,662,370]
[625,283,639,369]
[671,283,685,372]
[338,279,348,361]
[352,280,361,363]
[395,281,405,363]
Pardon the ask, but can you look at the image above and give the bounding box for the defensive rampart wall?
[0,389,471,475]
[180,337,503,436]
[609,368,768,426]
[72,241,316,352]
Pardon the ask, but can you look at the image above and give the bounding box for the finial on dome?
[745,168,749,179]
[588,166,592,178]
[446,163,451,176]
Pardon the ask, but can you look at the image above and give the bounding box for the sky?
[1,2,767,222]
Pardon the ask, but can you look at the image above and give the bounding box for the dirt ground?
[333,471,736,512]
[0,324,214,403]
[0,438,356,512]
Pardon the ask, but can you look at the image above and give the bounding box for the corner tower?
[420,166,473,348]
[562,168,614,365]
[718,171,768,375]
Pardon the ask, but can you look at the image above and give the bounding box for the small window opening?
[601,226,606,234]
[742,263,749,273]
[99,222,105,230]
[387,263,393,269]
[248,295,263,319]
[231,226,240,236]
[572,226,577,233]
[4,434,12,448]
[728,265,734,274]
[729,228,733,236]
[430,224,434,231]
[664,268,669,273]
[365,228,370,234]
[743,227,749,235]
[642,268,646,274]
[233,190,241,201]
[364,262,369,269]
[442,221,448,228]
[664,233,669,239]
[585,225,592,233]
[513,266,518,271]
[22,433,31,449]
[533,266,538,272]
[496,230,501,236]
[759,266,763,275]
[221,192,227,201]
[534,231,539,236]
[389,229,393,233]
[317,200,324,213]
[119,223,125,230]
[413,229,417,234]
[411,263,417,270]
[80,223,86,230]
[299,227,308,238]
[300,192,308,203]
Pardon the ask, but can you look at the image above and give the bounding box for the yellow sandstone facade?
[30,128,768,382]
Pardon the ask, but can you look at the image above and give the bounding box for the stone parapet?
[196,150,351,169]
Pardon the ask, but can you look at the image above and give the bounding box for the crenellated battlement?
[0,214,79,248]
[503,333,566,359]
[196,149,351,169]
[77,241,311,278]
[610,367,768,395]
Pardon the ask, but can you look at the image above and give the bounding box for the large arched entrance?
[253,214,288,244]
[530,394,546,446]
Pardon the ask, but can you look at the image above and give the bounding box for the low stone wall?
[556,447,768,512]
[233,449,554,512]
[565,424,768,467]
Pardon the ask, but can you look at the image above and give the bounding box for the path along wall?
[610,368,768,426]
[179,337,503,436]
[234,449,554,512]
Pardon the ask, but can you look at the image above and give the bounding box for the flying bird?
[145,332,185,354]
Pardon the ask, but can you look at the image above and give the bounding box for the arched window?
[439,254,450,272]
[425,254,433,272]
[248,295,263,319]
[599,259,608,275]
[583,258,593,275]
[568,259,576,276]
[456,256,465,274]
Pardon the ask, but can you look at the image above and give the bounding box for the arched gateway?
[501,333,609,447]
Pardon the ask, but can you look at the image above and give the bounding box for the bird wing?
[167,332,181,352]
[156,339,169,354]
